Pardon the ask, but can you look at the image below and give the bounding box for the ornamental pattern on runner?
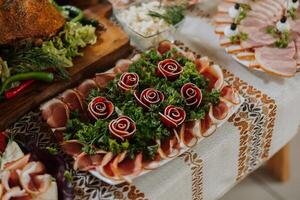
[224,70,277,181]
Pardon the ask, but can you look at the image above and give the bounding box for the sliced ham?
[40,99,69,129]
[200,64,224,91]
[239,26,276,49]
[181,122,198,148]
[142,153,162,170]
[255,42,297,77]
[59,89,84,112]
[210,100,230,122]
[73,151,107,171]
[220,85,241,105]
[157,134,180,158]
[240,16,272,28]
[76,79,98,100]
[113,59,133,74]
[94,73,116,89]
[195,56,210,73]
[60,140,84,157]
[290,19,300,35]
[200,113,217,137]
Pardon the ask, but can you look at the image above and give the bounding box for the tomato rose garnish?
[180,83,202,108]
[134,88,164,109]
[159,105,186,128]
[118,72,139,91]
[156,59,183,81]
[109,116,136,141]
[88,97,114,120]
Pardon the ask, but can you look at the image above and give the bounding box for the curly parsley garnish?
[148,5,185,25]
[64,48,221,160]
[230,32,248,43]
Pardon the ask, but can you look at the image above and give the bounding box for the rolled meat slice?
[180,122,198,148]
[73,151,111,171]
[59,89,84,112]
[142,153,163,170]
[157,134,180,159]
[41,99,69,129]
[209,100,231,123]
[200,113,217,137]
[76,79,98,100]
[255,42,297,77]
[94,73,116,89]
[220,85,241,105]
[113,59,133,74]
[60,140,84,157]
[195,57,210,73]
[200,64,224,91]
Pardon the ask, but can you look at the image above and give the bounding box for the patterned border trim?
[180,150,204,200]
[224,70,277,181]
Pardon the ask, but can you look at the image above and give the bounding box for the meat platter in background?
[0,0,131,131]
[41,41,243,185]
[214,0,300,77]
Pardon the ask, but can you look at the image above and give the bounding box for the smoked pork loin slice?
[255,42,297,77]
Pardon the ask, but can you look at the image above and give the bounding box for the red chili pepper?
[0,131,7,153]
[4,80,34,99]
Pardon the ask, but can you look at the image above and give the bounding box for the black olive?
[230,23,237,30]
[292,0,298,3]
[280,16,287,23]
[234,3,240,9]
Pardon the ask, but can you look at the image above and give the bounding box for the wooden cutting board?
[0,1,131,131]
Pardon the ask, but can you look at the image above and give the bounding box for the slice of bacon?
[220,85,241,105]
[94,73,116,89]
[40,99,70,129]
[200,113,217,137]
[76,79,98,100]
[1,186,28,200]
[113,59,133,74]
[200,64,224,91]
[59,89,84,112]
[19,162,51,195]
[60,140,84,157]
[180,122,198,148]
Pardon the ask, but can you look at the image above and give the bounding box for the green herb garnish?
[230,32,248,43]
[148,5,185,25]
[288,8,297,20]
[266,26,290,48]
[64,170,73,183]
[46,147,58,155]
[64,48,221,160]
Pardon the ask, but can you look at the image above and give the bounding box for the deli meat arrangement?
[41,41,243,185]
[215,0,300,77]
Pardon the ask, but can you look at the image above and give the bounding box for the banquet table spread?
[6,1,300,200]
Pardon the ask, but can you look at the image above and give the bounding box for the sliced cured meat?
[255,1,283,20]
[200,64,224,91]
[157,40,172,55]
[250,2,280,20]
[94,73,116,89]
[218,2,234,13]
[41,99,69,129]
[4,154,30,171]
[1,187,28,200]
[76,79,98,100]
[73,151,112,171]
[209,101,230,122]
[111,153,143,182]
[60,140,84,157]
[247,11,273,23]
[290,19,300,35]
[59,89,84,112]
[19,162,51,195]
[142,153,162,170]
[113,59,133,74]
[220,85,241,105]
[195,57,210,73]
[214,13,233,24]
[73,151,106,171]
[200,113,217,137]
[181,122,198,148]
[157,134,180,158]
[98,156,121,180]
[255,43,297,77]
[240,17,272,28]
[239,26,276,49]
